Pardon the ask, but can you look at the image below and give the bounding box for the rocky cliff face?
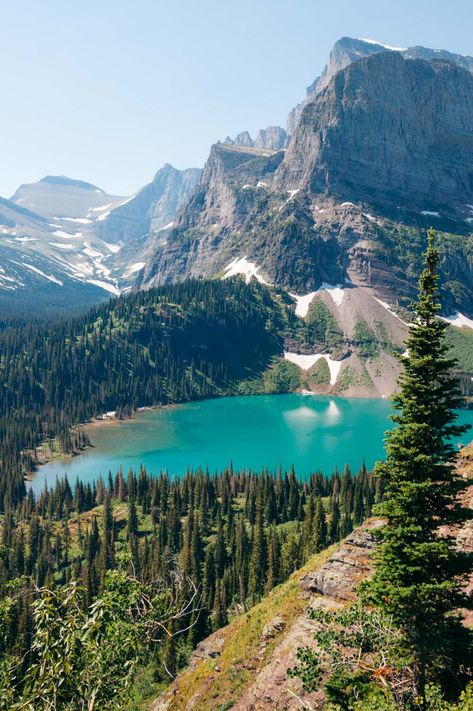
[277,52,473,213]
[286,36,473,135]
[142,47,473,317]
[286,36,396,134]
[95,164,201,245]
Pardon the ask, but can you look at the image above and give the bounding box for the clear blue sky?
[1,0,472,198]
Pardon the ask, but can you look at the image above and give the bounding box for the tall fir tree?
[367,230,472,701]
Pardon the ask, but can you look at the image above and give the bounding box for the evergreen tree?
[248,499,267,600]
[367,231,472,701]
[127,496,139,540]
[312,497,327,552]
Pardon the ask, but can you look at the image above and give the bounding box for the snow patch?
[91,203,112,212]
[357,38,407,51]
[96,211,110,222]
[421,211,440,217]
[103,241,121,253]
[23,264,63,286]
[362,212,382,225]
[441,312,473,330]
[287,189,299,199]
[256,181,268,188]
[289,292,318,317]
[53,230,82,239]
[223,257,270,285]
[63,217,92,224]
[87,279,121,295]
[289,283,346,316]
[157,221,174,232]
[82,244,104,259]
[125,261,145,275]
[49,242,74,249]
[319,282,345,306]
[284,352,342,385]
[14,236,37,243]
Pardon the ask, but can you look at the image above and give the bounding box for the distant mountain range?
[2,36,473,326]
[0,167,201,309]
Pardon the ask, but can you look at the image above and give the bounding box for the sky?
[1,0,472,198]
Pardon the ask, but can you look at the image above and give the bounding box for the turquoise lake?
[32,394,473,493]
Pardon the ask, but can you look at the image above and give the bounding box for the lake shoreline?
[29,391,473,490]
[28,388,382,481]
[27,402,181,481]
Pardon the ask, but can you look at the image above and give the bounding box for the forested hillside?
[0,279,289,512]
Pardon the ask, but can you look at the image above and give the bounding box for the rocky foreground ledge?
[152,520,384,711]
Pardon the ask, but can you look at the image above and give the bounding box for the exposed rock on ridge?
[277,52,473,212]
[143,48,473,317]
[223,126,287,151]
[286,36,473,134]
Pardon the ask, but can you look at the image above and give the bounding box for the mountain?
[92,164,201,281]
[279,50,473,211]
[286,36,473,133]
[94,164,201,245]
[11,175,126,219]
[0,166,201,309]
[142,46,473,314]
[4,36,473,330]
[0,195,110,311]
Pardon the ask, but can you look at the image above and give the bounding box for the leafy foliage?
[0,570,193,710]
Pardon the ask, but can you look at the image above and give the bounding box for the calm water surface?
[32,394,473,492]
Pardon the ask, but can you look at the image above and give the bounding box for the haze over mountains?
[2,35,473,329]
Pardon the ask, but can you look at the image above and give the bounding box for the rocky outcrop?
[151,447,473,710]
[141,44,473,317]
[223,126,287,151]
[233,131,254,147]
[300,522,383,601]
[151,520,384,711]
[254,126,287,150]
[277,51,473,213]
[286,36,473,135]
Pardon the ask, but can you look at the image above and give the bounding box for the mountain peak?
[40,175,105,193]
[353,37,407,51]
[286,35,473,134]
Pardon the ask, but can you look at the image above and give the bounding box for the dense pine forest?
[0,279,298,513]
[0,461,377,708]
